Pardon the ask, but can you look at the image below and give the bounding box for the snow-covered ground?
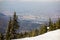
[13,29,60,40]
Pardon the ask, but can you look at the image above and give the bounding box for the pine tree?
[19,33,24,38]
[6,12,19,39]
[49,18,54,31]
[56,18,60,29]
[30,30,35,37]
[6,17,12,40]
[34,29,39,36]
[23,32,28,37]
[39,24,47,35]
[53,23,56,30]
[0,33,4,40]
[11,12,19,39]
[28,31,32,37]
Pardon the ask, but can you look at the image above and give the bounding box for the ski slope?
[13,29,60,40]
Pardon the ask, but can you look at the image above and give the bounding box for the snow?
[13,29,60,40]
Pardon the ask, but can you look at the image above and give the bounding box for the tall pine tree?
[6,17,12,40]
[6,12,19,39]
[53,23,56,30]
[11,12,19,39]
[49,18,54,31]
[56,18,60,29]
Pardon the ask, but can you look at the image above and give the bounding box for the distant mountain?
[0,13,9,33]
[0,13,56,34]
[0,13,58,34]
[0,13,5,17]
[0,13,42,34]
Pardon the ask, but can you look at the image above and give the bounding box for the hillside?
[13,29,60,40]
[0,13,41,33]
[0,13,9,33]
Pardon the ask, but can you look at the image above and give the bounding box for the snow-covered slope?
[13,29,60,40]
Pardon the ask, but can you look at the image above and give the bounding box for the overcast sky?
[0,0,60,2]
[0,0,60,18]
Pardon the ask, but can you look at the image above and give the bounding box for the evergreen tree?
[53,23,56,30]
[0,33,4,40]
[11,12,19,39]
[6,12,19,39]
[6,17,12,40]
[34,29,39,36]
[39,24,47,35]
[30,30,35,37]
[56,18,60,29]
[49,18,54,31]
[16,33,23,39]
[28,31,32,37]
[23,32,28,37]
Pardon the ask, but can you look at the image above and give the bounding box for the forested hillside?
[0,12,60,40]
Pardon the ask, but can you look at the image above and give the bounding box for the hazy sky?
[0,0,60,19]
[0,0,60,2]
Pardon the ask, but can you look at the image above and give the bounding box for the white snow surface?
[13,29,60,40]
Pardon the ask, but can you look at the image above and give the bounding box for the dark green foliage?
[23,32,29,37]
[6,12,19,39]
[39,24,47,35]
[6,17,12,40]
[13,12,19,30]
[49,18,54,31]
[53,23,56,30]
[34,29,39,36]
[56,18,60,29]
[30,29,39,37]
[16,32,30,38]
[0,33,4,40]
[16,33,24,38]
[30,30,36,37]
[49,18,53,26]
[11,12,19,39]
[4,12,60,39]
[27,31,32,37]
